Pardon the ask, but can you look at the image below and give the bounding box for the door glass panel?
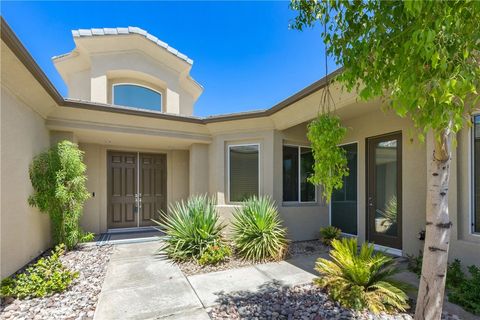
[332,143,358,235]
[283,146,299,201]
[374,140,398,236]
[300,147,316,202]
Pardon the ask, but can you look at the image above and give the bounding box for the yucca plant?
[154,195,225,261]
[315,238,409,313]
[232,196,288,261]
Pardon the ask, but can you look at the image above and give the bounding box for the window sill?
[282,202,318,207]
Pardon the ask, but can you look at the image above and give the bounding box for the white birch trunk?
[414,131,452,320]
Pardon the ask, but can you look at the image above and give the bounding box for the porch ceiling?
[46,117,211,150]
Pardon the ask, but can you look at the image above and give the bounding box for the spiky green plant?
[378,195,397,228]
[154,195,225,261]
[320,226,342,246]
[315,238,409,313]
[232,196,288,261]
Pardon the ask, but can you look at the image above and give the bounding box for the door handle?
[368,196,374,207]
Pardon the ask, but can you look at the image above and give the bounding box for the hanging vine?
[306,1,349,203]
[307,113,348,203]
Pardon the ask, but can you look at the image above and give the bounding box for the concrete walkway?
[94,241,321,320]
[94,241,209,320]
[94,241,477,320]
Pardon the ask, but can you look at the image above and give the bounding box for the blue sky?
[2,1,337,117]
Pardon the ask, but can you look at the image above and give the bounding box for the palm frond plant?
[378,195,397,228]
[320,226,342,246]
[154,195,225,261]
[315,238,410,313]
[232,196,288,261]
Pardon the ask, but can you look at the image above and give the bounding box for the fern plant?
[315,238,409,313]
[154,195,225,261]
[232,196,288,261]
[28,141,92,249]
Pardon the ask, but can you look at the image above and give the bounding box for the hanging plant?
[307,113,349,203]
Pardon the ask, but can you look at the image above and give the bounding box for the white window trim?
[328,141,359,237]
[282,144,317,204]
[227,143,261,203]
[470,115,480,236]
[112,83,163,112]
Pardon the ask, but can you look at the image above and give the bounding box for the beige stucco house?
[1,18,479,279]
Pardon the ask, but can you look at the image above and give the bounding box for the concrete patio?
[93,240,320,320]
[94,240,478,320]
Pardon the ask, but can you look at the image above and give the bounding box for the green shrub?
[315,238,409,313]
[406,250,423,276]
[1,245,78,299]
[319,226,341,246]
[155,195,225,261]
[448,264,480,315]
[28,141,91,249]
[232,196,288,261]
[406,252,480,314]
[198,244,232,266]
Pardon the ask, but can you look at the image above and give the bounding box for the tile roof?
[67,26,193,65]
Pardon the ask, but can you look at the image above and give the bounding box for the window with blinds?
[229,145,259,202]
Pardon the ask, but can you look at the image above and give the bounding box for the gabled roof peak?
[69,26,193,65]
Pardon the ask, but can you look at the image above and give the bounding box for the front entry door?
[366,132,402,249]
[107,151,167,229]
[139,153,167,227]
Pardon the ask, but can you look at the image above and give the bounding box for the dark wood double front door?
[107,151,167,229]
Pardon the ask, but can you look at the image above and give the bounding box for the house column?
[189,143,209,196]
[90,75,108,104]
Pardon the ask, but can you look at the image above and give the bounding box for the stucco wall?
[206,126,326,242]
[447,128,480,266]
[274,125,328,241]
[1,87,51,279]
[59,50,199,116]
[341,108,427,256]
[79,144,190,233]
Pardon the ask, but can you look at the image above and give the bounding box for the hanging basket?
[307,113,349,203]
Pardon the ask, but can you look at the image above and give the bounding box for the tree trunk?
[414,131,452,320]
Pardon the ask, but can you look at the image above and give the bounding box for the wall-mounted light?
[418,230,426,241]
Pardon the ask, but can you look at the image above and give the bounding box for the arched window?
[112,84,162,111]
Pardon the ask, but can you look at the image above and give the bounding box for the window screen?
[229,145,259,202]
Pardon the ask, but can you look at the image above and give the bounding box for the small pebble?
[0,245,112,320]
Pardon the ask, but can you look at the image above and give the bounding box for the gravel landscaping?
[208,283,462,320]
[178,240,329,276]
[0,244,113,320]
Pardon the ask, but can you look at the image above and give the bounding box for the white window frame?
[227,143,261,203]
[282,144,317,204]
[112,83,163,112]
[328,141,360,237]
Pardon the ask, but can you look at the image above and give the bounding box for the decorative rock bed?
[0,244,113,320]
[178,240,330,276]
[208,283,461,320]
